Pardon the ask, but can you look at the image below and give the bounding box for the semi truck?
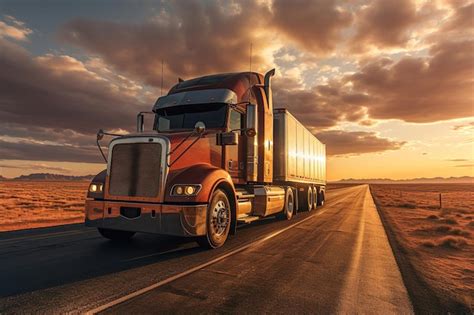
[85,69,326,248]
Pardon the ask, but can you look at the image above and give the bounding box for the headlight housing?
[87,182,104,199]
[171,184,201,196]
[89,183,104,193]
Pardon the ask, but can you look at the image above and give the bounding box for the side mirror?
[216,132,238,146]
[137,113,144,133]
[194,121,206,134]
[246,103,257,137]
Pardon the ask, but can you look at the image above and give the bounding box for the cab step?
[235,190,255,200]
[237,215,260,224]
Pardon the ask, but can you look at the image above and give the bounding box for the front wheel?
[98,228,135,241]
[197,189,232,249]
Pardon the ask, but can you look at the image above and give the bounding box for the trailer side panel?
[273,109,326,185]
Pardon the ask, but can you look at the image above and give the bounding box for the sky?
[0,0,473,181]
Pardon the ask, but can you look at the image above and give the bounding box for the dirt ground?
[371,184,473,312]
[0,181,88,232]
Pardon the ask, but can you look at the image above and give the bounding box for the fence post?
[439,193,442,209]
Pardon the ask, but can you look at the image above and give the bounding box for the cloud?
[452,122,474,131]
[0,163,71,173]
[442,2,474,33]
[0,38,148,135]
[272,77,370,130]
[272,0,352,53]
[348,40,474,122]
[446,159,469,162]
[350,0,418,51]
[0,15,32,41]
[0,139,103,163]
[316,130,405,156]
[59,0,274,88]
[455,164,474,168]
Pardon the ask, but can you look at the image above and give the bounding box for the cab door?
[226,108,245,182]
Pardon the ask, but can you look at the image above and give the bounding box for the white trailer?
[273,108,326,209]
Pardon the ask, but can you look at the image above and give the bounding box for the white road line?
[85,207,331,314]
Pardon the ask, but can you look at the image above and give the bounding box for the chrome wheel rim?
[210,200,230,236]
[288,194,294,215]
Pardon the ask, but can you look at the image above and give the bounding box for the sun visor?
[153,89,238,111]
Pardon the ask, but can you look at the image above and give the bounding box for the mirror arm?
[96,137,108,163]
[95,129,125,164]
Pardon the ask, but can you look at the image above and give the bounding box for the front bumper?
[85,200,207,237]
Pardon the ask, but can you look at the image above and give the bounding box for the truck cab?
[85,70,326,248]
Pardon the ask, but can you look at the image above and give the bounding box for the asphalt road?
[0,185,413,314]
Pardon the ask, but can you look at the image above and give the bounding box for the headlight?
[89,183,103,193]
[171,184,201,196]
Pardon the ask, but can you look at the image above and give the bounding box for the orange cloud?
[350,40,474,122]
[316,130,405,156]
[272,0,352,53]
[0,16,32,41]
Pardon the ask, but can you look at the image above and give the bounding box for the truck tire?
[317,191,325,206]
[312,186,318,209]
[278,187,295,220]
[98,228,135,241]
[299,186,313,212]
[197,189,231,249]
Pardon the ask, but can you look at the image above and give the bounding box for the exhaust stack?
[264,69,275,110]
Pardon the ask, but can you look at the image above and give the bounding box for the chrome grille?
[109,143,162,197]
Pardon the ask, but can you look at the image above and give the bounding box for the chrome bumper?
[85,200,207,237]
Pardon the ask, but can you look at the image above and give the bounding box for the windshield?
[154,103,227,132]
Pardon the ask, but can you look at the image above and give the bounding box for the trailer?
[274,108,326,210]
[85,69,327,248]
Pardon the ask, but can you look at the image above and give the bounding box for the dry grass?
[371,184,474,310]
[0,181,88,232]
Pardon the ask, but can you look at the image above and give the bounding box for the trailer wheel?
[278,187,295,220]
[312,187,318,209]
[197,189,231,249]
[299,186,313,212]
[98,228,135,241]
[317,191,325,206]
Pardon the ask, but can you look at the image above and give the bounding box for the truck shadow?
[0,231,200,297]
[0,210,316,298]
[0,215,285,298]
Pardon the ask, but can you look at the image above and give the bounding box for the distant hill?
[4,173,94,181]
[332,176,474,184]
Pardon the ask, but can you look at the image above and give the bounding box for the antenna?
[160,59,164,96]
[246,42,253,103]
[249,43,253,73]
